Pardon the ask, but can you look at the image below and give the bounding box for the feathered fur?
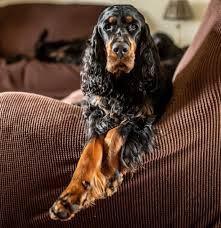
[80,5,172,168]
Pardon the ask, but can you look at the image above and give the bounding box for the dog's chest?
[89,95,153,120]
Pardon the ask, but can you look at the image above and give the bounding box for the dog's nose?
[112,42,129,58]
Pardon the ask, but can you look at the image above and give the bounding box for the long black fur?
[81,5,172,169]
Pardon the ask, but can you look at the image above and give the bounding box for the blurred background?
[0,0,209,100]
[0,0,209,46]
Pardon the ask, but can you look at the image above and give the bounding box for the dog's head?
[81,5,160,95]
[96,5,147,74]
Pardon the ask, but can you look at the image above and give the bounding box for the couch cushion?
[0,59,81,99]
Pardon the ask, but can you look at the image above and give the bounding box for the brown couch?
[0,3,106,99]
[0,0,220,227]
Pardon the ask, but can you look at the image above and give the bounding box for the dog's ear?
[81,25,112,96]
[138,24,173,116]
[89,26,105,59]
[138,23,161,93]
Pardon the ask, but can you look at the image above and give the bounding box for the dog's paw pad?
[49,175,106,220]
[49,193,80,221]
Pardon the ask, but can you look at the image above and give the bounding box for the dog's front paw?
[49,136,109,221]
[49,180,97,221]
[105,170,123,197]
[49,170,107,221]
[49,192,80,221]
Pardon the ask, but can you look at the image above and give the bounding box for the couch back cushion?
[0,4,106,56]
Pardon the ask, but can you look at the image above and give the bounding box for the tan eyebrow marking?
[125,16,134,23]
[108,16,117,24]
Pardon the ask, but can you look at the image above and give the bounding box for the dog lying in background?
[35,29,86,65]
[153,32,187,76]
[2,29,86,65]
[49,5,172,221]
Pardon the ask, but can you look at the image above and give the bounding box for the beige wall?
[0,0,209,46]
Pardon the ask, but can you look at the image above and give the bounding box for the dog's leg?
[49,128,127,221]
[119,119,155,170]
[102,128,127,196]
[49,136,107,221]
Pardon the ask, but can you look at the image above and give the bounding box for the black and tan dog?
[35,29,86,65]
[49,5,172,221]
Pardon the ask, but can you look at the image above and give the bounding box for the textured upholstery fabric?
[0,0,220,227]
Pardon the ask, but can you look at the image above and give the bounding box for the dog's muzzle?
[106,34,136,74]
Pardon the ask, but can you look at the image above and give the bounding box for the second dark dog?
[35,29,86,65]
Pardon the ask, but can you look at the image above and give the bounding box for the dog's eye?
[128,23,138,32]
[104,24,112,31]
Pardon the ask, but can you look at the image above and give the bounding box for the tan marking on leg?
[49,136,107,221]
[102,128,127,196]
[50,128,128,221]
[103,128,123,175]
